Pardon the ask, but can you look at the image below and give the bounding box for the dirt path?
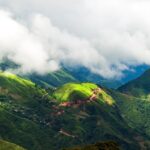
[59,129,75,138]
[52,88,102,116]
[59,88,102,108]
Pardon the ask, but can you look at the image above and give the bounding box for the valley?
[0,69,149,150]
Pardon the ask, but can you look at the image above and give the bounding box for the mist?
[0,0,150,78]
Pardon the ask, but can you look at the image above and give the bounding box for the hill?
[53,83,114,105]
[0,71,57,150]
[118,69,150,98]
[109,89,150,149]
[0,72,142,150]
[116,69,150,143]
[27,69,78,88]
[51,83,140,150]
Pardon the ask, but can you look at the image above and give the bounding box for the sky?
[0,0,150,78]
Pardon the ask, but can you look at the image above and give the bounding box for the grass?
[0,140,26,150]
[53,83,98,102]
[0,71,48,104]
[53,82,114,105]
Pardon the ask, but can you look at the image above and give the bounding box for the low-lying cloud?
[0,0,150,79]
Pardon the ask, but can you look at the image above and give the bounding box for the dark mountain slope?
[27,69,78,88]
[63,141,120,150]
[108,89,150,149]
[118,69,150,98]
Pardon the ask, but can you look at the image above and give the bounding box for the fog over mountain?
[0,0,150,78]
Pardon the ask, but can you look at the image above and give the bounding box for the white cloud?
[0,0,150,78]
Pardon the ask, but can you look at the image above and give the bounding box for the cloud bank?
[0,0,150,78]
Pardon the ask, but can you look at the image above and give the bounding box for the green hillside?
[118,69,150,98]
[53,83,114,105]
[0,71,54,150]
[51,83,139,150]
[0,60,78,88]
[116,69,150,139]
[0,71,48,103]
[0,140,26,150]
[27,69,78,88]
[53,83,98,102]
[0,72,142,150]
[109,90,150,149]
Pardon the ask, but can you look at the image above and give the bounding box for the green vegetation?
[53,83,98,102]
[115,69,150,140]
[53,83,114,105]
[0,71,49,105]
[0,140,26,150]
[118,69,150,98]
[28,69,78,88]
[0,71,147,150]
[109,90,150,149]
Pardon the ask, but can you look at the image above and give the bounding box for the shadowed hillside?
[63,141,120,150]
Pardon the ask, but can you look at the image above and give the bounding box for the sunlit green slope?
[51,83,139,150]
[0,71,49,104]
[0,140,26,150]
[0,71,54,150]
[53,83,114,105]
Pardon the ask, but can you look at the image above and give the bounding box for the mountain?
[0,72,141,150]
[118,69,150,98]
[65,67,123,89]
[106,70,150,149]
[0,71,57,150]
[27,69,78,88]
[51,83,140,150]
[109,90,150,150]
[0,60,78,88]
[0,60,149,89]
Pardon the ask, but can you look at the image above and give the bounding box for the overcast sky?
[0,0,150,78]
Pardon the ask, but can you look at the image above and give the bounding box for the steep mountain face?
[109,90,150,149]
[65,67,123,89]
[0,72,141,150]
[107,70,150,149]
[27,69,78,88]
[118,69,150,98]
